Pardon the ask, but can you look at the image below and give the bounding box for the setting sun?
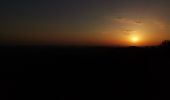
[131,36,139,42]
[129,35,140,44]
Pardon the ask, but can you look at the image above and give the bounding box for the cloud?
[135,20,142,24]
[122,29,136,36]
[123,29,135,33]
[114,17,143,25]
[113,17,168,30]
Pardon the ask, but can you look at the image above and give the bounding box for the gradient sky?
[1,0,170,46]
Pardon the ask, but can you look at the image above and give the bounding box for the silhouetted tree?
[161,40,170,47]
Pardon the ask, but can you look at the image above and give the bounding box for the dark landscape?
[1,43,170,100]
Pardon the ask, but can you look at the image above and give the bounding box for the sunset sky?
[1,0,170,46]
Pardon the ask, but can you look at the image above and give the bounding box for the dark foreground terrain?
[0,46,169,100]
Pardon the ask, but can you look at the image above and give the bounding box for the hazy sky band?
[1,0,170,46]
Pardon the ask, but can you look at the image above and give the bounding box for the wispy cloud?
[122,29,136,36]
[114,17,167,33]
[114,17,143,25]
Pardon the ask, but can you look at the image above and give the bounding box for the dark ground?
[0,46,169,100]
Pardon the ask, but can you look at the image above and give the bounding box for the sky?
[1,0,170,46]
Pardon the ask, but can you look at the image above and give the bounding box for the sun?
[130,36,139,43]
